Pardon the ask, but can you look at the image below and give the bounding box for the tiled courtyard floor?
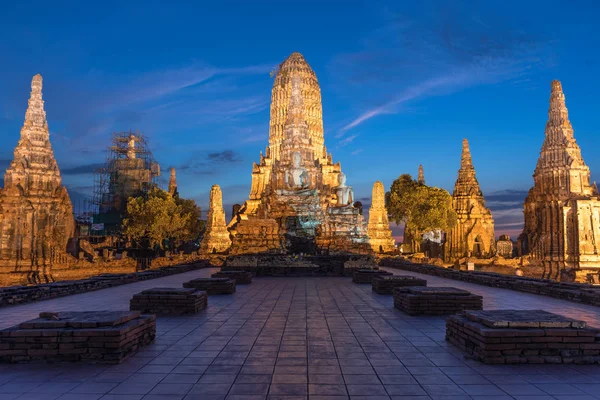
[1,267,600,399]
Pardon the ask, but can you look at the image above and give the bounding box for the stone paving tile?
[1,271,600,399]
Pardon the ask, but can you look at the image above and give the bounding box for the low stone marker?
[447,309,600,364]
[211,270,252,284]
[0,311,155,364]
[130,288,208,315]
[372,275,427,294]
[183,278,236,294]
[394,286,483,315]
[352,269,393,284]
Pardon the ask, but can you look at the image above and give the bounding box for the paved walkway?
[0,268,600,400]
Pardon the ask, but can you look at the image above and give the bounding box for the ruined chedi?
[417,164,425,184]
[0,74,74,282]
[200,184,232,254]
[367,181,396,253]
[519,80,600,280]
[168,167,178,197]
[228,52,371,255]
[446,139,495,261]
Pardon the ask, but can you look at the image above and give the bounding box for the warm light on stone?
[519,80,600,280]
[228,52,371,255]
[367,181,395,253]
[168,167,178,196]
[200,184,232,254]
[446,138,495,261]
[0,74,74,282]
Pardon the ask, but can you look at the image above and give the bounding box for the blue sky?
[1,0,599,240]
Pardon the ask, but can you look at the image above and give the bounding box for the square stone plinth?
[394,286,483,315]
[211,270,253,284]
[130,287,208,315]
[372,275,427,294]
[0,311,155,364]
[183,278,236,294]
[447,309,600,364]
[352,269,393,284]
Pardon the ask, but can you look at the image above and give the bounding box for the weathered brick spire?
[417,165,425,184]
[519,80,600,278]
[367,181,395,253]
[453,139,481,196]
[168,167,178,196]
[23,74,48,133]
[446,138,495,260]
[269,52,324,160]
[0,74,74,278]
[532,80,592,196]
[200,184,231,254]
[5,74,62,193]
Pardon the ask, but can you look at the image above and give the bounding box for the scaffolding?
[86,130,161,236]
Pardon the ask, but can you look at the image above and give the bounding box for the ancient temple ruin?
[0,74,74,282]
[228,52,371,255]
[519,80,600,280]
[446,139,495,261]
[200,184,231,254]
[496,235,514,258]
[418,165,425,184]
[91,132,160,234]
[367,181,396,253]
[168,167,178,197]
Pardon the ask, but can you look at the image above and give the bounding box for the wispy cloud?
[351,148,364,155]
[485,189,528,237]
[331,3,553,134]
[176,149,243,176]
[338,133,359,146]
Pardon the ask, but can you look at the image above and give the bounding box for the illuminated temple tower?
[519,80,600,280]
[0,75,74,281]
[367,181,396,253]
[446,139,495,261]
[228,52,371,254]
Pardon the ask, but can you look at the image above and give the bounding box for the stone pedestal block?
[0,311,155,364]
[211,271,252,284]
[130,288,208,315]
[352,269,392,284]
[394,286,482,315]
[183,278,236,294]
[447,310,600,364]
[372,275,427,294]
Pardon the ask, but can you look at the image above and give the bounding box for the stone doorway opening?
[473,235,484,257]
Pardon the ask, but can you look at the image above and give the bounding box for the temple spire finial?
[417,165,425,184]
[168,167,178,196]
[461,138,473,167]
[23,73,47,132]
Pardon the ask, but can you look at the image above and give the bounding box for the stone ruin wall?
[0,252,205,287]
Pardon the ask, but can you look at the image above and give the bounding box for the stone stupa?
[446,139,495,261]
[0,74,74,282]
[367,181,396,253]
[200,184,232,254]
[168,167,178,197]
[519,80,600,280]
[227,52,371,255]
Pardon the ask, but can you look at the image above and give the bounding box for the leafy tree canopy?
[122,188,202,250]
[386,174,457,237]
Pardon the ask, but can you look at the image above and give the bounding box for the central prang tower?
[228,52,371,255]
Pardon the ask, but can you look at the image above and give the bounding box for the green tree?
[123,188,202,250]
[386,174,457,248]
